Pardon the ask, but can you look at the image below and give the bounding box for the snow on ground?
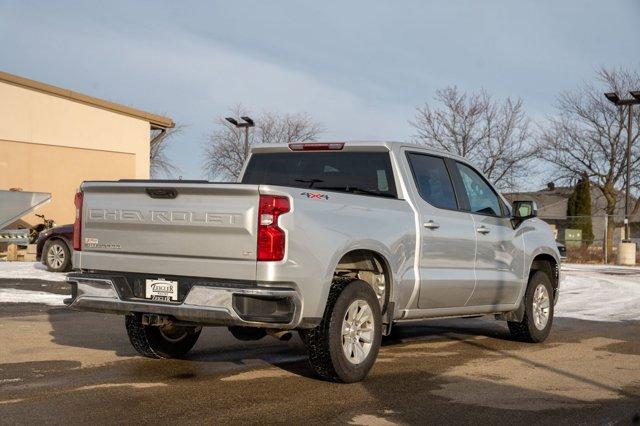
[556,263,640,322]
[0,262,639,321]
[0,262,68,305]
[0,288,66,306]
[0,261,67,282]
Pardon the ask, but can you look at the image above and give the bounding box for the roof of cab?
[250,140,467,161]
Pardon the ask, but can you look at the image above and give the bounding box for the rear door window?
[406,152,458,210]
[241,152,397,198]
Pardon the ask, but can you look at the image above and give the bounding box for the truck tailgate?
[76,182,259,280]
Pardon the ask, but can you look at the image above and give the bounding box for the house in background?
[0,71,174,226]
[506,183,637,244]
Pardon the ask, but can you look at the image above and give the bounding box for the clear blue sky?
[1,0,639,184]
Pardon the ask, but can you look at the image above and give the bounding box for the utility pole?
[604,91,640,241]
[626,102,633,239]
[225,116,255,158]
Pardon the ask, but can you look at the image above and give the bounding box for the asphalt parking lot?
[1,270,639,425]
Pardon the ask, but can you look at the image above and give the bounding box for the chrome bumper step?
[66,274,302,329]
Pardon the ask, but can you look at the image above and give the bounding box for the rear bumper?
[65,273,302,329]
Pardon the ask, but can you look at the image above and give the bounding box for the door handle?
[423,220,440,230]
[476,226,490,235]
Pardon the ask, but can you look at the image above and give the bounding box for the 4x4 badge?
[301,192,329,200]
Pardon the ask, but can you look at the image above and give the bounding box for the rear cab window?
[405,152,458,210]
[241,151,397,198]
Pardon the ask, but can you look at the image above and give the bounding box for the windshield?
[241,151,397,198]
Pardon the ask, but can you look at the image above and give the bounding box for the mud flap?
[382,301,395,336]
[495,301,525,322]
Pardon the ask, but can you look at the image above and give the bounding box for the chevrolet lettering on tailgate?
[88,209,243,226]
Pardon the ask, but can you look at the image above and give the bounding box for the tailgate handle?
[145,188,177,199]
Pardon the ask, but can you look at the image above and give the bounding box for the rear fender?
[322,241,396,311]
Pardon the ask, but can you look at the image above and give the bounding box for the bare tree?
[537,66,640,256]
[410,86,534,190]
[203,105,324,180]
[150,125,183,178]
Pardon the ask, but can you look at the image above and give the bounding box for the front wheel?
[299,279,382,383]
[508,271,554,343]
[125,314,202,358]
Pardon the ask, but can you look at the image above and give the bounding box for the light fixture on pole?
[604,91,640,242]
[225,116,255,158]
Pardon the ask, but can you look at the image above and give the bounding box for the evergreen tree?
[567,172,594,244]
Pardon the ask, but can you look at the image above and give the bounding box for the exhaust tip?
[267,330,293,341]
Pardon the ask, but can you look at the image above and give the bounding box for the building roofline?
[0,70,174,129]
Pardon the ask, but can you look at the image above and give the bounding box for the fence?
[539,214,640,264]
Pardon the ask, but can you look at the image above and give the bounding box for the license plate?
[145,279,178,301]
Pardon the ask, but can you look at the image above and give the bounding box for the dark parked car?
[556,242,567,261]
[36,224,73,272]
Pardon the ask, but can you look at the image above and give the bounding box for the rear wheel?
[125,314,202,358]
[43,240,72,272]
[299,279,382,383]
[508,271,554,343]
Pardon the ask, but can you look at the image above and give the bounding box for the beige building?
[0,71,174,225]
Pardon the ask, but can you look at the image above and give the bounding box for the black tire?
[43,239,72,272]
[125,314,202,359]
[299,279,382,383]
[508,271,554,343]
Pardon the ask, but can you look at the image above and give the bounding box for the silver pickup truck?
[67,141,560,382]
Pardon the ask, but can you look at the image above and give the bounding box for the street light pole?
[625,103,633,240]
[244,125,250,157]
[605,92,640,241]
[225,116,255,159]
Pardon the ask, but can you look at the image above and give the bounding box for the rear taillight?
[257,195,290,261]
[73,191,83,251]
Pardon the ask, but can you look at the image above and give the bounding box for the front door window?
[456,163,502,216]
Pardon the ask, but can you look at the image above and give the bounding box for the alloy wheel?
[341,299,375,364]
[532,283,551,330]
[46,244,65,269]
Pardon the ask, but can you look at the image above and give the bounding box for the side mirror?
[512,200,538,221]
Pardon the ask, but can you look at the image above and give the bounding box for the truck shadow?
[46,309,510,361]
[45,310,518,357]
[381,316,512,345]
[47,309,136,356]
[46,309,640,383]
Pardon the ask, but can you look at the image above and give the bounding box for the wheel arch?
[529,253,559,298]
[42,235,73,254]
[498,252,559,323]
[329,246,394,314]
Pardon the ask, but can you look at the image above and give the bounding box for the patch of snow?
[562,263,640,273]
[556,264,640,322]
[74,382,167,391]
[0,399,25,405]
[0,261,67,282]
[349,414,398,426]
[0,288,66,305]
[220,368,294,382]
